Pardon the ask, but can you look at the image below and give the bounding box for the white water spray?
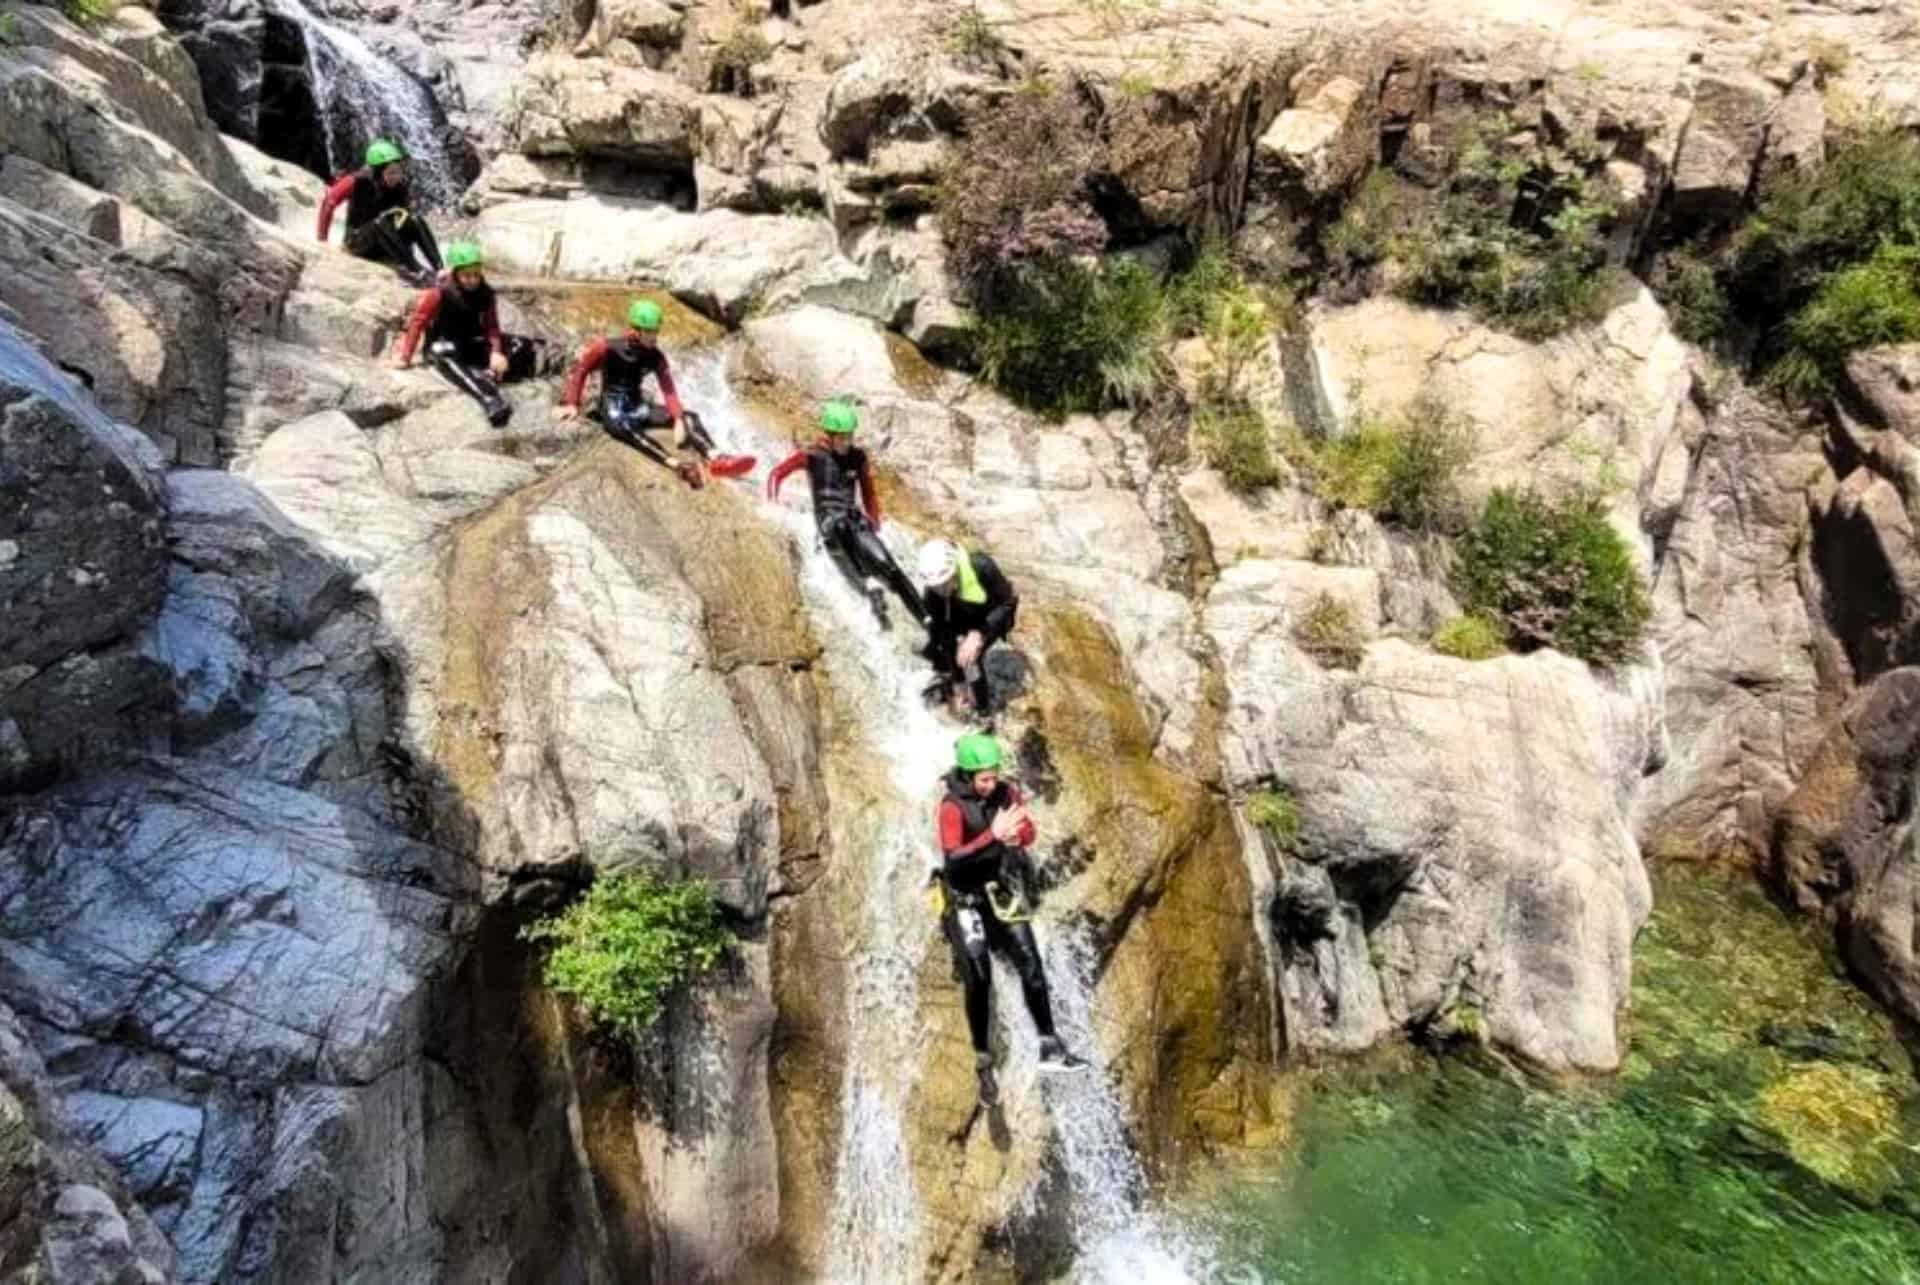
[671,349,1210,1283]
[271,0,460,206]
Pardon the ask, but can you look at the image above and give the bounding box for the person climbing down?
[917,540,1019,718]
[766,401,926,630]
[933,733,1088,1107]
[316,139,443,287]
[388,242,542,428]
[556,298,753,488]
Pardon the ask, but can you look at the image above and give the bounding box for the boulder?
[473,198,865,323]
[1667,69,1779,225]
[1302,287,1694,550]
[0,316,168,786]
[1254,73,1373,199]
[1641,385,1833,859]
[508,54,700,169]
[1773,668,1920,1041]
[0,762,460,1282]
[1206,613,1664,1068]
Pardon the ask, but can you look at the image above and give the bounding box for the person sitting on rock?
[765,401,927,629]
[388,242,541,428]
[556,299,751,488]
[916,540,1019,719]
[317,138,444,287]
[934,732,1088,1107]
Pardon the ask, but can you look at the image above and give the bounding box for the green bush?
[1198,399,1281,493]
[1771,242,1920,397]
[1431,614,1506,661]
[1289,394,1473,532]
[0,13,17,44]
[709,27,773,96]
[1246,787,1301,852]
[1654,249,1732,345]
[1321,171,1401,281]
[1453,488,1652,666]
[1694,129,1920,392]
[1376,395,1474,532]
[1294,592,1367,669]
[521,871,734,1037]
[63,0,122,24]
[1342,119,1627,339]
[947,6,1007,63]
[977,257,1169,417]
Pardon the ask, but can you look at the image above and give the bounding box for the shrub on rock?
[1453,488,1651,666]
[522,871,734,1039]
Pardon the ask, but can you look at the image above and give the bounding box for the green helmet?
[954,733,1003,773]
[444,241,483,271]
[820,400,859,435]
[627,299,664,331]
[365,138,406,169]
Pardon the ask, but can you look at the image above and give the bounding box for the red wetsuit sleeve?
[655,352,684,420]
[483,298,504,356]
[766,448,807,501]
[396,287,441,364]
[563,338,608,408]
[858,453,881,525]
[317,174,355,242]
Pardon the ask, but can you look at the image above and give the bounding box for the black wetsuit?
[397,279,542,426]
[922,550,1019,713]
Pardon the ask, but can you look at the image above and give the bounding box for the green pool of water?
[1198,867,1920,1284]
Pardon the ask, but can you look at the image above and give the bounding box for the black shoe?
[1037,1037,1089,1074]
[487,403,513,429]
[975,1053,999,1106]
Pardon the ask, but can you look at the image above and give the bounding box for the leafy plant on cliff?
[1770,242,1920,397]
[1653,129,1920,396]
[976,257,1170,417]
[522,871,734,1038]
[938,78,1106,301]
[62,0,122,25]
[1246,787,1301,852]
[1294,592,1367,669]
[709,26,773,97]
[0,14,17,45]
[1333,117,1627,338]
[1453,487,1651,666]
[1430,614,1505,661]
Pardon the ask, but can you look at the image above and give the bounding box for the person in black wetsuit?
[934,732,1087,1107]
[316,138,442,286]
[915,540,1019,718]
[765,401,925,629]
[555,298,744,487]
[387,242,543,427]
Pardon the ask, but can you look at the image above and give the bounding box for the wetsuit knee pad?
[946,907,991,977]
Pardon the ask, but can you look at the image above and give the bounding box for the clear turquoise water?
[1200,868,1920,1284]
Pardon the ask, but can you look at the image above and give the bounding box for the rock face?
[0,317,168,789]
[1774,669,1920,1044]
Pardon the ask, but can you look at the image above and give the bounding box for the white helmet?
[916,539,960,590]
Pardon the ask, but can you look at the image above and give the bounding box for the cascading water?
[268,0,460,205]
[671,349,1209,1282]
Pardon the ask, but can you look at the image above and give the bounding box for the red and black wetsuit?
[767,441,924,621]
[397,278,537,426]
[316,167,441,273]
[936,769,1057,1054]
[562,335,717,464]
[563,335,685,424]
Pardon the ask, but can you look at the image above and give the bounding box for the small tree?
[522,871,734,1039]
[1452,488,1651,666]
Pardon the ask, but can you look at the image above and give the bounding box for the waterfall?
[268,0,460,206]
[669,350,1209,1282]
